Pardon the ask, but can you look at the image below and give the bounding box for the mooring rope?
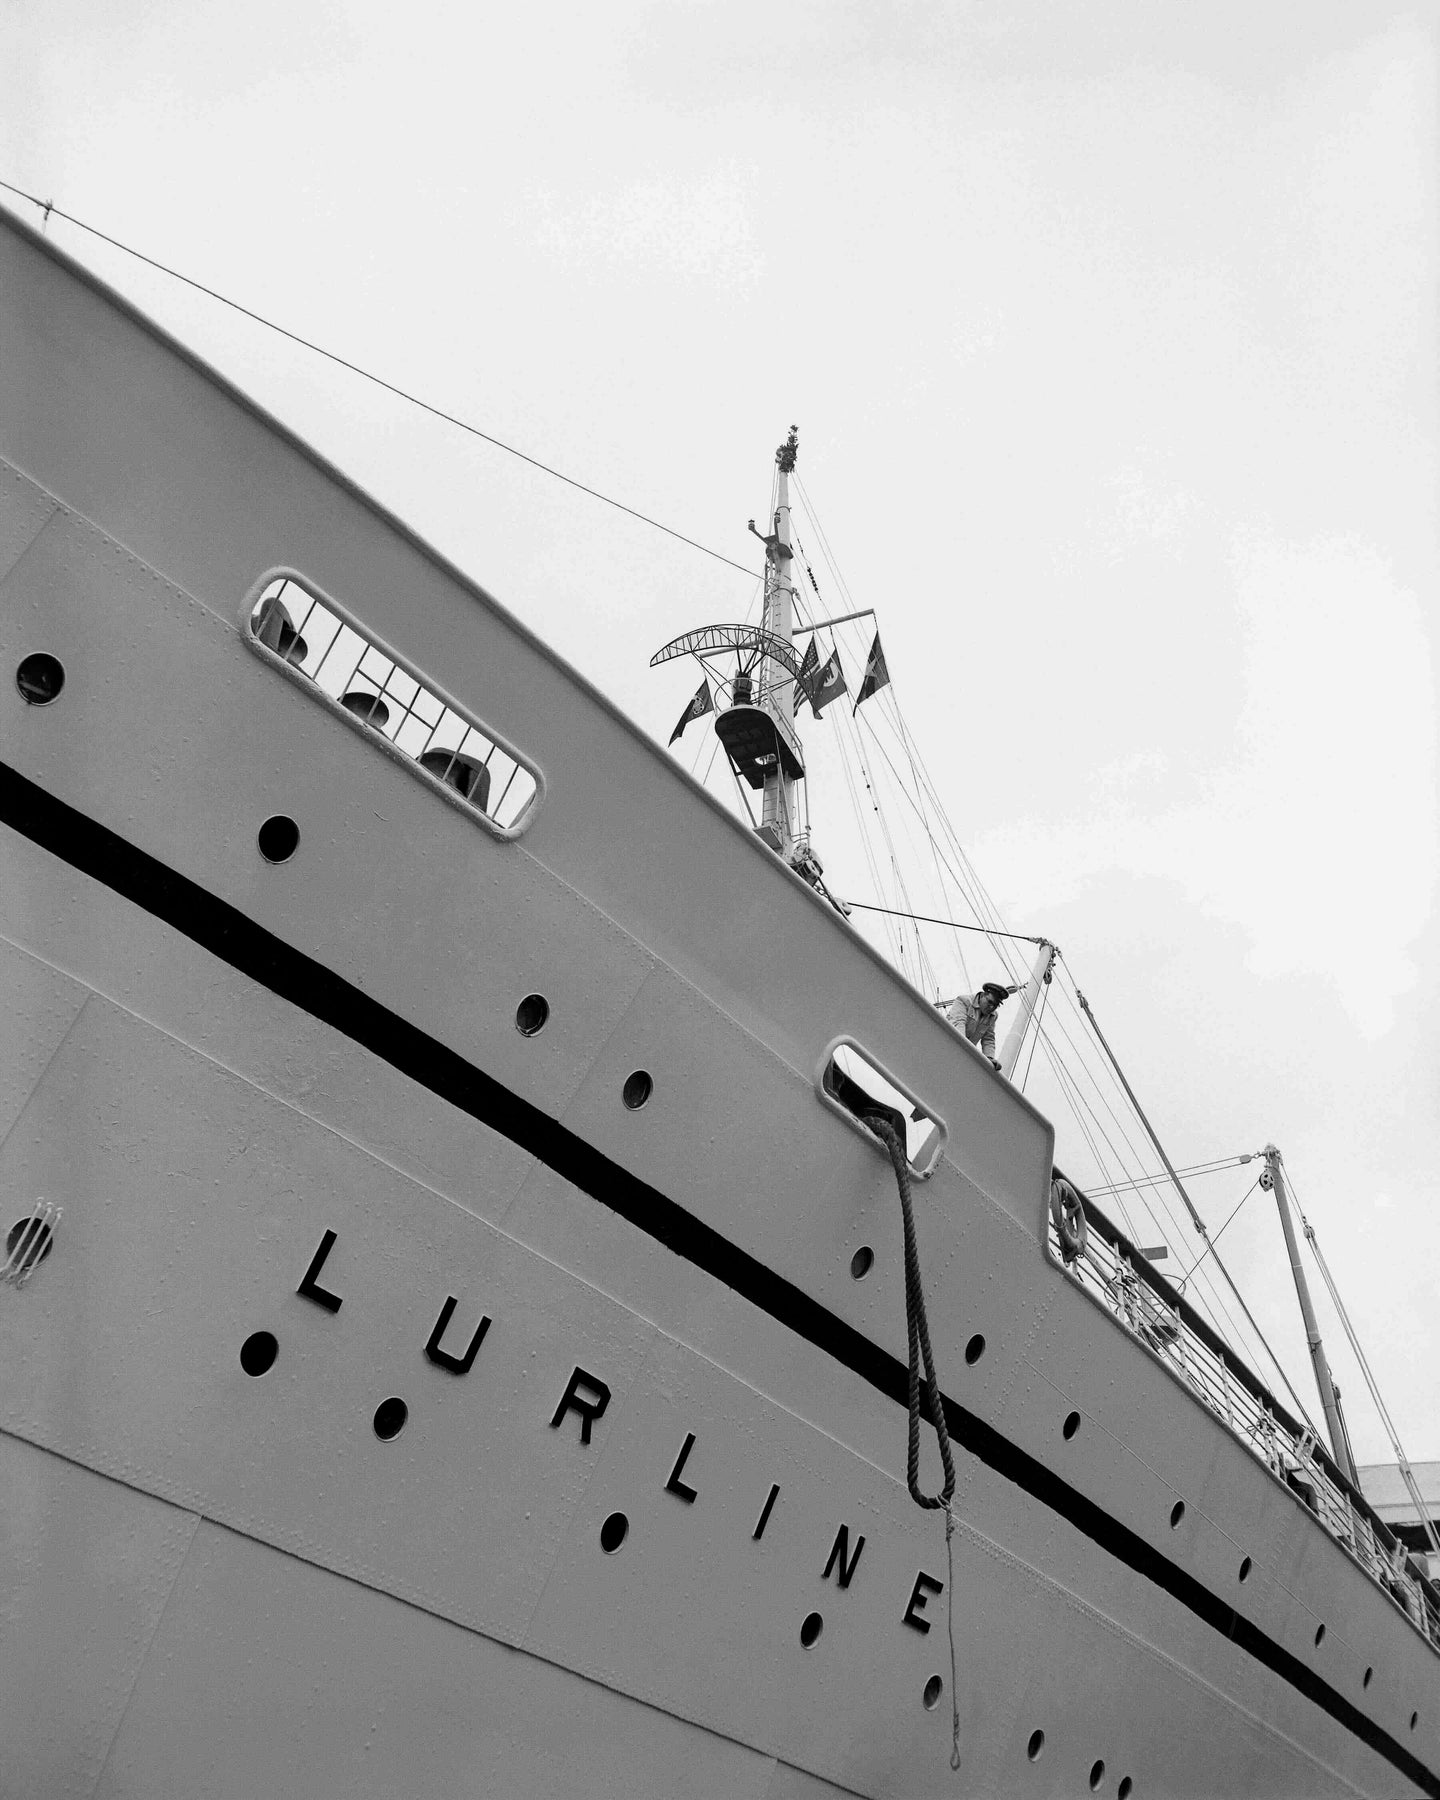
[866,1117,962,1771]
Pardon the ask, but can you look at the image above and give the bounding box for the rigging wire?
[1088,1155,1256,1197]
[838,900,1042,943]
[1017,976,1048,1094]
[0,177,757,581]
[1179,1179,1260,1280]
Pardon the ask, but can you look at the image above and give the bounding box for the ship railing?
[1049,1172,1440,1653]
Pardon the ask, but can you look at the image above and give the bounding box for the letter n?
[822,1523,866,1589]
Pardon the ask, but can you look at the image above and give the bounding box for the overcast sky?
[4,2,1436,1465]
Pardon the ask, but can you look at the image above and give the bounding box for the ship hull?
[1,207,1436,1798]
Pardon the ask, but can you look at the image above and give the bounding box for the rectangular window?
[246,573,541,834]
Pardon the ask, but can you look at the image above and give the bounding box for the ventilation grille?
[247,575,540,832]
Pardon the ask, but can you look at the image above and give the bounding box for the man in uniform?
[940,982,1015,1071]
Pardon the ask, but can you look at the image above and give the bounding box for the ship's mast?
[1262,1145,1358,1485]
[761,426,800,854]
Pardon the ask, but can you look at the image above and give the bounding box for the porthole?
[922,1674,943,1710]
[622,1070,653,1110]
[1063,1410,1081,1440]
[1411,1712,1419,1731]
[1169,1500,1185,1529]
[1026,1728,1044,1762]
[1314,1622,1325,1647]
[850,1245,875,1280]
[1238,1556,1252,1583]
[257,814,300,863]
[15,652,64,705]
[800,1611,823,1649]
[239,1331,278,1377]
[599,1511,628,1554]
[1363,1666,1373,1689]
[5,1217,53,1273]
[1089,1760,1106,1792]
[1118,1779,1133,1800]
[964,1333,985,1365]
[372,1396,408,1441]
[515,993,550,1037]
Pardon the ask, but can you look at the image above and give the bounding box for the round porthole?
[372,1397,408,1441]
[850,1245,874,1280]
[1026,1729,1044,1762]
[5,1217,53,1273]
[622,1070,653,1110]
[599,1511,628,1553]
[1169,1500,1185,1529]
[239,1331,278,1377]
[1089,1760,1106,1791]
[515,994,550,1036]
[1238,1556,1252,1583]
[799,1611,823,1649]
[257,815,300,863]
[1063,1410,1081,1440]
[1363,1666,1373,1689]
[922,1674,943,1710]
[1411,1712,1419,1732]
[1118,1778,1133,1800]
[1314,1623,1325,1647]
[964,1333,985,1365]
[16,653,64,705]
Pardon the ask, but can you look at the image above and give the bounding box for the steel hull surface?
[0,207,1435,1799]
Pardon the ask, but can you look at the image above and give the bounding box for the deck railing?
[1049,1174,1440,1653]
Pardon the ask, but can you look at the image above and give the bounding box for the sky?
[3,1,1437,1466]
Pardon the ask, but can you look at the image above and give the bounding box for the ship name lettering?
[549,1365,611,1444]
[297,1229,343,1314]
[822,1523,866,1588]
[665,1431,699,1503]
[425,1295,492,1375]
[902,1569,943,1633]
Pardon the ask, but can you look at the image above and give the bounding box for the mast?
[761,426,800,854]
[1262,1144,1358,1485]
[998,939,1055,1081]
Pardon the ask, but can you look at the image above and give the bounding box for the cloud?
[975,531,1437,1034]
[531,165,763,298]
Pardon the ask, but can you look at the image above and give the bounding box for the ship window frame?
[240,568,545,840]
[814,1036,947,1180]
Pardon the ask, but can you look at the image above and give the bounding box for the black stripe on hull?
[1,760,1434,1798]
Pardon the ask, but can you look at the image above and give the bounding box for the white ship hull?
[1,208,1436,1799]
